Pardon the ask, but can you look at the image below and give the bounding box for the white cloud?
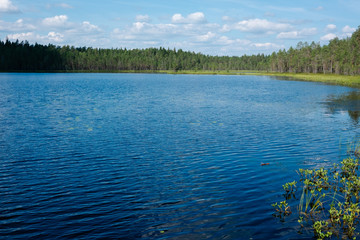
[47,32,64,42]
[113,22,179,40]
[341,25,356,38]
[7,32,33,40]
[110,14,288,55]
[195,32,216,42]
[277,31,298,39]
[320,33,337,41]
[171,14,184,23]
[42,15,68,27]
[63,21,102,41]
[320,25,356,41]
[172,12,206,24]
[214,36,251,46]
[188,12,206,23]
[136,14,150,22]
[277,28,317,39]
[342,25,356,33]
[81,21,101,32]
[5,17,104,46]
[0,19,36,31]
[342,25,356,37]
[112,14,220,43]
[224,18,292,34]
[216,36,234,45]
[300,28,317,35]
[251,42,282,49]
[0,0,19,13]
[7,31,64,43]
[315,6,324,11]
[326,24,336,32]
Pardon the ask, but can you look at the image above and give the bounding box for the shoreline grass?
[250,72,360,88]
[172,71,360,88]
[156,70,360,88]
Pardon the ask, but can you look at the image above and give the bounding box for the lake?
[1,73,360,239]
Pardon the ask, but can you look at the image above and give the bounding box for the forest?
[0,26,359,75]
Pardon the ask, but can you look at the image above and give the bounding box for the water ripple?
[0,73,358,239]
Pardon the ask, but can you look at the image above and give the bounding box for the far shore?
[2,70,360,88]
[159,70,360,88]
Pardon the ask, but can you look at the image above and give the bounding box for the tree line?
[0,41,268,72]
[0,26,359,75]
[270,26,360,75]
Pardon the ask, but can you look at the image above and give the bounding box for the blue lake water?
[1,73,360,239]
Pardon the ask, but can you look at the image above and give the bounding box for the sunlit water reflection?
[1,73,360,239]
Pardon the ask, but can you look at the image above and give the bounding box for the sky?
[0,0,359,56]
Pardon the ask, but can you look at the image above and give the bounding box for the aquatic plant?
[272,151,360,239]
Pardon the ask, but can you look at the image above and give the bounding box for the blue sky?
[0,0,359,56]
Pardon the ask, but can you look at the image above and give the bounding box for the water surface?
[1,73,360,239]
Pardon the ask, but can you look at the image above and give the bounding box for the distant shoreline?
[2,70,360,88]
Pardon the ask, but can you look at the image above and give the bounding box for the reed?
[272,150,360,239]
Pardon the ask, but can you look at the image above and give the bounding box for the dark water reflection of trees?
[324,91,360,123]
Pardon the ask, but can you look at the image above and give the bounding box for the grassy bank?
[3,69,360,88]
[252,72,360,88]
[160,70,360,88]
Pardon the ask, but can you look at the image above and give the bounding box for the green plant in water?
[283,180,297,200]
[313,220,333,240]
[272,200,291,218]
[272,149,360,239]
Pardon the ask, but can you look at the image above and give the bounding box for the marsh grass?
[32,69,360,88]
[247,72,360,88]
[167,71,360,88]
[156,71,360,88]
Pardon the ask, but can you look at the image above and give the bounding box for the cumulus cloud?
[342,25,356,38]
[214,36,251,46]
[0,0,19,13]
[7,31,64,43]
[223,18,292,34]
[112,13,219,43]
[277,28,317,39]
[320,33,337,41]
[172,12,206,24]
[135,15,150,22]
[326,24,337,32]
[216,36,234,45]
[42,15,68,27]
[47,32,64,42]
[195,32,216,42]
[62,20,102,42]
[251,42,282,49]
[320,25,356,41]
[276,31,298,39]
[342,25,356,33]
[7,32,33,41]
[113,22,178,41]
[110,13,287,55]
[81,21,101,32]
[0,19,36,31]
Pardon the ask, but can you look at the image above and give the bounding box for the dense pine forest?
[1,26,359,75]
